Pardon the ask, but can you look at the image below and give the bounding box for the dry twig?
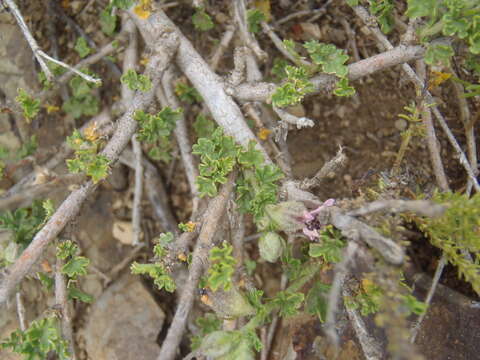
[0,25,179,306]
[157,172,237,360]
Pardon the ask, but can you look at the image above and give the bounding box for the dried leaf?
[254,0,271,22]
[257,127,271,140]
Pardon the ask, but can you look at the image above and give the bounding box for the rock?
[83,274,165,360]
[112,220,134,245]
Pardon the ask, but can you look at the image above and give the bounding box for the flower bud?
[203,286,255,319]
[264,201,307,232]
[199,331,235,358]
[259,232,285,263]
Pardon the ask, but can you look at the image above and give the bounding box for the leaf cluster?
[0,200,49,253]
[100,0,134,36]
[134,107,182,162]
[120,69,152,92]
[271,40,355,107]
[74,37,91,58]
[247,9,265,33]
[63,72,100,119]
[407,0,480,65]
[192,8,215,31]
[56,240,93,303]
[1,316,70,360]
[206,242,236,292]
[308,226,345,263]
[414,191,480,295]
[175,81,203,104]
[16,88,40,122]
[66,129,110,183]
[131,232,176,292]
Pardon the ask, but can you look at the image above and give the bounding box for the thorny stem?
[157,172,237,360]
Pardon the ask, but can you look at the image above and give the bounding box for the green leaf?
[308,238,344,263]
[131,262,176,292]
[175,82,203,104]
[191,313,222,350]
[406,0,438,19]
[112,0,133,9]
[207,242,236,291]
[305,282,331,322]
[402,294,427,315]
[18,135,38,159]
[424,43,455,67]
[271,290,304,317]
[68,285,93,303]
[1,316,70,360]
[0,200,48,248]
[192,8,214,31]
[196,176,218,197]
[193,114,216,138]
[37,272,54,290]
[121,69,152,92]
[56,240,78,260]
[271,58,289,80]
[15,88,40,121]
[334,78,355,97]
[304,41,349,77]
[74,37,91,58]
[369,0,395,34]
[247,9,265,33]
[85,154,110,183]
[100,8,117,36]
[237,141,265,168]
[62,256,89,278]
[271,65,315,107]
[346,0,359,6]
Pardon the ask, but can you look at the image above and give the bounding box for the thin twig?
[300,146,347,190]
[261,21,311,66]
[232,45,426,102]
[232,0,267,61]
[352,5,480,192]
[416,60,450,191]
[119,148,179,235]
[343,285,383,360]
[0,109,112,200]
[0,173,85,211]
[157,172,237,360]
[50,0,122,78]
[275,0,332,26]
[410,255,446,343]
[4,0,55,80]
[0,28,179,306]
[209,25,235,71]
[161,67,200,209]
[130,8,271,161]
[324,241,359,349]
[15,292,27,331]
[55,256,76,360]
[122,15,143,246]
[347,199,446,218]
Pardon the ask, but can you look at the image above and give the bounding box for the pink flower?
[300,199,335,240]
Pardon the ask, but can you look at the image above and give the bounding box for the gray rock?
[83,274,165,360]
